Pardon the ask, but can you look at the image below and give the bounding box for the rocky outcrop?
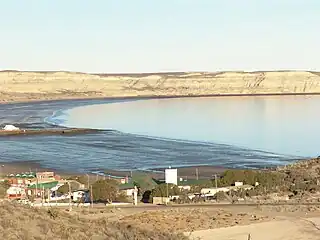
[0,70,320,102]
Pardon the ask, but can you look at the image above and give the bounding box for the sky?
[0,0,320,73]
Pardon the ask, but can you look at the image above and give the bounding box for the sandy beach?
[0,160,232,181]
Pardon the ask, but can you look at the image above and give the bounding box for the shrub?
[91,179,119,203]
[152,183,181,197]
[0,202,189,240]
[0,180,10,198]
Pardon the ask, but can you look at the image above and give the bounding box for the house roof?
[177,179,211,186]
[118,182,135,190]
[28,181,59,189]
[7,172,36,178]
[131,173,158,190]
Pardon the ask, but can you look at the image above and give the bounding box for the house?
[36,172,56,181]
[26,181,59,197]
[177,179,211,191]
[201,187,230,195]
[200,184,254,196]
[5,173,36,187]
[119,182,136,196]
[131,172,158,193]
[72,190,90,202]
[7,186,26,199]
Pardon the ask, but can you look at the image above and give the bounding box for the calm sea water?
[1,95,317,173]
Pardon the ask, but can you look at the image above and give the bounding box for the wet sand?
[0,160,230,180]
[0,128,102,137]
[0,161,78,177]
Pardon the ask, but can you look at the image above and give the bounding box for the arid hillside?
[0,202,187,240]
[1,70,320,102]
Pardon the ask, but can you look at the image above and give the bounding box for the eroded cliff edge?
[1,70,320,102]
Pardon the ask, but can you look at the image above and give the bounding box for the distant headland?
[1,70,320,103]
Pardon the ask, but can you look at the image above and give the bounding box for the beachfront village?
[0,165,263,207]
[3,158,320,207]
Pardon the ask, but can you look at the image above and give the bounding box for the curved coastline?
[2,69,319,172]
[0,97,305,173]
[46,107,303,160]
[44,97,310,160]
[47,107,302,160]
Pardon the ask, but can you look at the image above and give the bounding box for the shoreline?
[0,160,235,180]
[0,158,305,180]
[0,128,103,137]
[2,92,320,105]
[0,90,314,176]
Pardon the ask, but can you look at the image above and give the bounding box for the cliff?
[1,70,320,102]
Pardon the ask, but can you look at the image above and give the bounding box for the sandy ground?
[188,217,320,240]
[67,205,320,240]
[185,205,320,240]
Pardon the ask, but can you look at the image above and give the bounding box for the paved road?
[34,202,320,210]
[100,202,320,209]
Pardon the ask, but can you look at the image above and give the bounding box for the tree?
[57,182,80,195]
[152,183,181,197]
[91,179,119,203]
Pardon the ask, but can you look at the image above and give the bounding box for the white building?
[165,167,177,185]
[201,185,254,196]
[72,190,90,202]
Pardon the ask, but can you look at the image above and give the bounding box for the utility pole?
[166,182,169,205]
[42,186,45,206]
[196,168,199,180]
[90,185,93,208]
[68,181,72,212]
[215,174,218,189]
[35,168,38,200]
[85,174,90,189]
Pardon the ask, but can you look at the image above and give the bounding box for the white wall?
[200,187,230,195]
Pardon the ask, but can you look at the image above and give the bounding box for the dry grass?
[121,208,269,233]
[0,202,188,240]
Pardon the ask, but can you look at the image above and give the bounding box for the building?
[6,186,26,199]
[200,184,254,196]
[72,190,90,202]
[119,182,136,196]
[5,173,36,187]
[165,167,177,185]
[153,196,170,205]
[130,172,158,192]
[26,181,59,198]
[201,187,230,195]
[36,172,55,180]
[177,179,211,191]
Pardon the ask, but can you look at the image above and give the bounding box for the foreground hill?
[1,70,320,102]
[0,202,187,240]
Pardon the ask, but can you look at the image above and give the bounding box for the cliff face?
[0,70,320,102]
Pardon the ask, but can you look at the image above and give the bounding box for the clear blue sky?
[1,0,319,73]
